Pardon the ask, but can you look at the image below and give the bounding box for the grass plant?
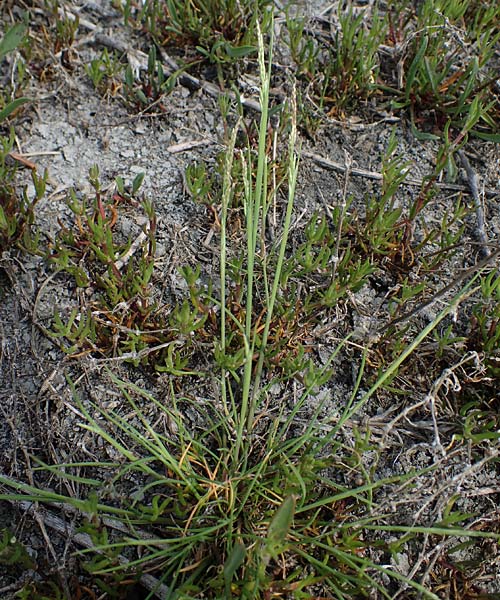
[2,17,500,599]
[1,2,500,598]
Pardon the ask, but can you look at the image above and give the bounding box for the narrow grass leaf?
[0,23,27,59]
[0,98,30,122]
[405,35,428,102]
[265,495,295,559]
[224,542,246,596]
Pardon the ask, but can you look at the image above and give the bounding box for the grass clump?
[1,20,500,599]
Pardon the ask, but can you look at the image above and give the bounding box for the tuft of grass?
[2,283,496,598]
[2,19,500,599]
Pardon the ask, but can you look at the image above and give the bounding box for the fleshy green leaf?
[225,44,256,58]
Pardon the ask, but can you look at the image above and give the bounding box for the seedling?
[0,528,34,570]
[468,270,500,376]
[0,131,46,254]
[0,21,30,122]
[85,48,123,97]
[44,0,80,53]
[123,45,177,109]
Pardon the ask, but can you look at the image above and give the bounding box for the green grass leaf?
[0,97,30,122]
[224,542,246,595]
[0,23,27,60]
[471,130,500,142]
[265,495,296,559]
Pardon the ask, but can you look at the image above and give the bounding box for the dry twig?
[458,149,490,257]
[303,149,499,196]
[94,33,262,113]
